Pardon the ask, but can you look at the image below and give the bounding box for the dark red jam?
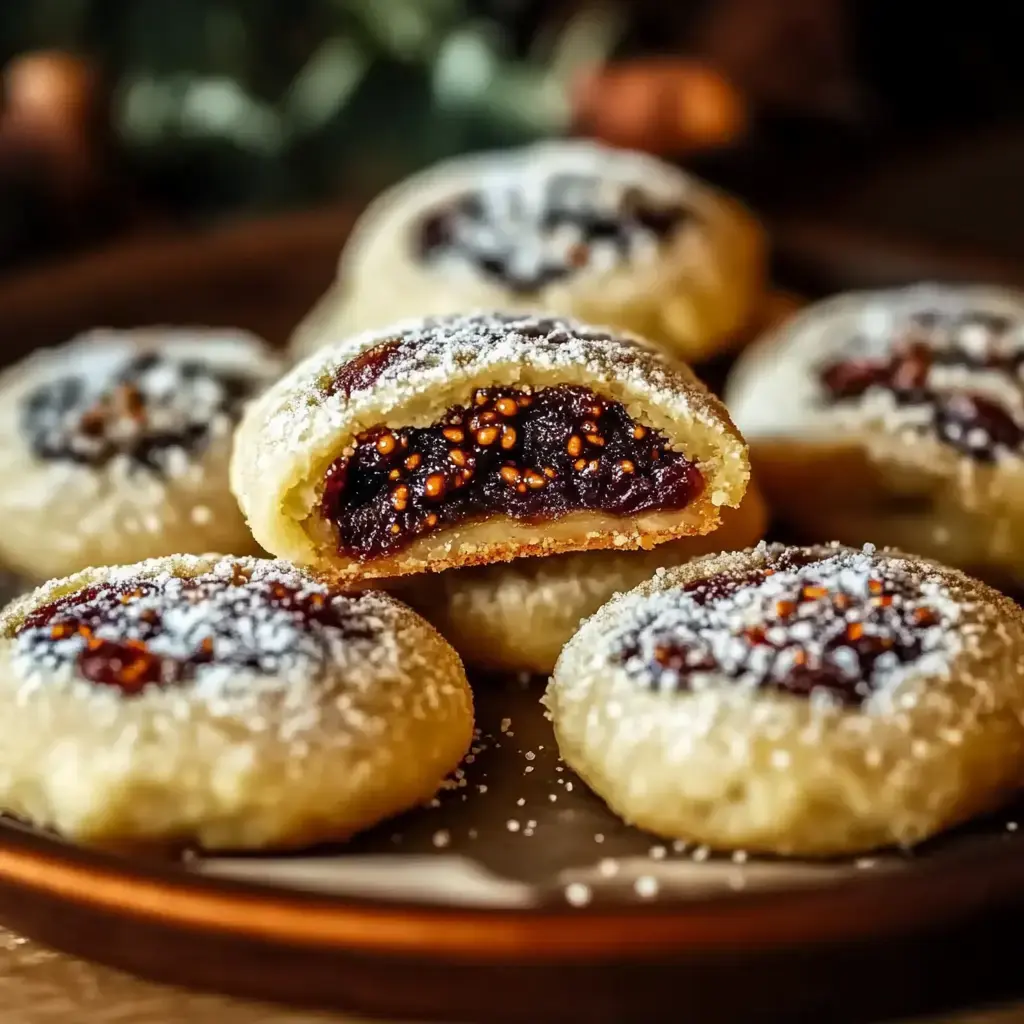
[320,384,704,560]
[678,548,820,605]
[818,310,1024,462]
[326,340,404,399]
[15,571,376,694]
[20,352,259,471]
[614,547,951,706]
[415,172,691,293]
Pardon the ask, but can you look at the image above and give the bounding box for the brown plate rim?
[0,816,1022,963]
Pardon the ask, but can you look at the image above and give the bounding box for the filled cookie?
[546,542,1024,856]
[401,483,767,675]
[0,554,473,850]
[288,139,765,365]
[0,327,284,581]
[727,284,1024,585]
[232,312,750,584]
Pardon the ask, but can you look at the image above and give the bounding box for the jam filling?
[320,384,704,560]
[15,571,376,694]
[328,339,404,399]
[818,309,1024,462]
[416,172,691,293]
[614,548,953,706]
[20,352,258,471]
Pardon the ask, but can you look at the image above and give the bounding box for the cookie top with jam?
[600,543,962,708]
[811,287,1024,463]
[416,171,692,294]
[408,142,697,295]
[9,557,393,697]
[0,555,468,758]
[15,328,281,473]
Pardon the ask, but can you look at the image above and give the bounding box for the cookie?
[232,312,750,584]
[546,542,1024,856]
[726,284,1024,585]
[0,327,284,580]
[0,554,473,849]
[289,140,765,365]
[401,483,767,675]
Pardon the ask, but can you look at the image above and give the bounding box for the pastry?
[0,554,473,850]
[232,312,750,584]
[546,542,1024,856]
[401,483,767,675]
[726,284,1024,585]
[288,139,766,365]
[0,327,284,581]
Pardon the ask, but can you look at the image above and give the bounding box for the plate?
[0,211,1023,1023]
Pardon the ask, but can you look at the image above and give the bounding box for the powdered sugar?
[16,327,280,472]
[731,284,1024,464]
[322,313,626,401]
[826,299,1024,366]
[4,557,421,723]
[322,313,625,398]
[416,168,691,294]
[817,303,1024,462]
[601,544,963,707]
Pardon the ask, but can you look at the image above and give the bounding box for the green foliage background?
[0,0,638,219]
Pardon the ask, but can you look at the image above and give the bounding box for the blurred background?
[1,0,1023,280]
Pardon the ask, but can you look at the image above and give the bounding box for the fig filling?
[818,309,1024,462]
[614,547,955,706]
[14,571,376,694]
[320,384,704,560]
[416,172,691,293]
[20,352,258,471]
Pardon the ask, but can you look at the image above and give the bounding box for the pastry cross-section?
[546,542,1024,856]
[232,312,750,582]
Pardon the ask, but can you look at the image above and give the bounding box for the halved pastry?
[0,554,473,850]
[726,283,1024,585]
[546,542,1024,857]
[401,482,767,675]
[288,139,766,365]
[232,312,750,583]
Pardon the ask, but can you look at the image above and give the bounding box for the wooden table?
[0,923,1019,1024]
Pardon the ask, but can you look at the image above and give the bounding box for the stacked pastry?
[0,141,1023,862]
[288,139,769,364]
[286,138,774,674]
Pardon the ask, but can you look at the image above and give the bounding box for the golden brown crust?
[314,504,721,583]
